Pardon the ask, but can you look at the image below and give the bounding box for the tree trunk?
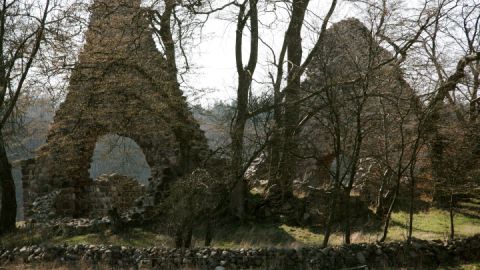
[375,170,392,218]
[229,0,258,221]
[175,224,185,248]
[108,207,126,234]
[322,184,340,247]
[449,190,455,240]
[469,63,479,122]
[430,130,447,204]
[379,176,400,242]
[267,92,282,195]
[407,170,416,242]
[184,226,193,248]
[343,111,363,244]
[204,219,213,247]
[343,189,351,244]
[276,0,310,203]
[230,80,249,220]
[0,132,17,234]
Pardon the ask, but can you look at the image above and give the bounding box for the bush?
[162,169,227,248]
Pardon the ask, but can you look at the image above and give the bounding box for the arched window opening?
[89,134,151,184]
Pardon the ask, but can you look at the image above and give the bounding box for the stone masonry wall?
[1,235,480,269]
[22,0,208,218]
[89,174,145,217]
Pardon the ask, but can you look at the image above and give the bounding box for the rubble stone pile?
[89,174,146,217]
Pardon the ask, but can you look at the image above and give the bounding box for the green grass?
[459,263,480,270]
[3,210,480,270]
[50,228,172,247]
[4,208,480,249]
[243,209,477,246]
[209,208,480,248]
[389,208,480,241]
[440,263,480,270]
[0,228,172,249]
[209,222,298,248]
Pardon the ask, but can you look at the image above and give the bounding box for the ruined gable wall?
[22,0,208,219]
[298,18,418,189]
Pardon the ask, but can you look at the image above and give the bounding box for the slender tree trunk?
[323,99,342,247]
[430,130,447,204]
[469,63,479,123]
[175,224,185,248]
[229,0,258,220]
[267,91,282,195]
[323,184,340,247]
[379,176,400,242]
[449,190,455,240]
[184,226,193,248]
[407,132,422,243]
[204,219,213,247]
[276,0,310,203]
[344,166,358,245]
[0,132,16,234]
[376,174,389,218]
[343,110,363,244]
[407,173,415,242]
[344,189,351,244]
[230,82,249,220]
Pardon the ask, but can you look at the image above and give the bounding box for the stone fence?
[1,234,480,269]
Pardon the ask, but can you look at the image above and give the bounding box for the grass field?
[0,207,479,269]
[211,208,480,248]
[3,208,480,249]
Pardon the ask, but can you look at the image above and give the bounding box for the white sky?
[28,0,359,106]
[182,0,359,105]
[33,0,464,107]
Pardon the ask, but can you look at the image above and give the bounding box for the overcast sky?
[34,0,448,107]
[181,0,359,105]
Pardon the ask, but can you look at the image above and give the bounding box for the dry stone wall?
[1,235,480,269]
[22,0,208,219]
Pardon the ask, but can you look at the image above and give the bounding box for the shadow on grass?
[50,228,173,247]
[456,209,480,220]
[393,197,432,214]
[212,221,298,248]
[0,227,173,248]
[388,219,438,234]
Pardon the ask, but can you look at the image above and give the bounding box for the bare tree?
[229,0,259,220]
[265,0,338,208]
[0,0,54,233]
[190,0,338,219]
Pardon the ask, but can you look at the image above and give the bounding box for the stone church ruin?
[247,18,420,224]
[21,0,208,220]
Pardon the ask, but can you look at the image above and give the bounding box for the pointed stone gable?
[22,0,208,218]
